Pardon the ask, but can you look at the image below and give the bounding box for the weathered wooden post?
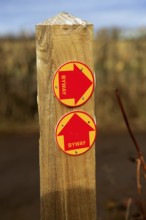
[36,12,96,220]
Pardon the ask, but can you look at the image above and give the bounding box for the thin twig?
[136,199,146,220]
[137,159,142,196]
[125,198,132,220]
[115,89,146,173]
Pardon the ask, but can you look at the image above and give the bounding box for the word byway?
[68,141,86,148]
[61,75,66,95]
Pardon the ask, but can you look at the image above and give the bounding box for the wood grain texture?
[36,12,96,220]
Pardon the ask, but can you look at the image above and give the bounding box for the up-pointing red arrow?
[58,64,93,104]
[58,113,94,151]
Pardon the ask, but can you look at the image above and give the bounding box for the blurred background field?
[1,0,146,219]
[95,28,146,132]
[0,29,146,132]
[0,29,146,220]
[0,36,37,132]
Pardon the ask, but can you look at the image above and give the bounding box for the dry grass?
[0,38,37,129]
[0,30,146,132]
[95,30,146,131]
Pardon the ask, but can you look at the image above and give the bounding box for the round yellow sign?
[56,111,96,156]
[53,61,94,107]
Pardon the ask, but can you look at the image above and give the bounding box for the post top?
[38,12,90,26]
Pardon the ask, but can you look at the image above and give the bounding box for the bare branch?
[137,159,142,196]
[125,198,132,220]
[115,89,146,173]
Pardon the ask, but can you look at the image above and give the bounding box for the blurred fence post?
[36,12,96,220]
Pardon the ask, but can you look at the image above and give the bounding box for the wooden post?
[36,12,96,220]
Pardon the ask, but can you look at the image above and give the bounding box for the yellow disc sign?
[56,111,96,156]
[53,61,94,107]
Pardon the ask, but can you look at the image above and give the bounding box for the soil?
[0,131,146,220]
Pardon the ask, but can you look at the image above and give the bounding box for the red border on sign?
[55,110,97,156]
[52,61,95,107]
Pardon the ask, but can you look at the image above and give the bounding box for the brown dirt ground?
[0,132,146,220]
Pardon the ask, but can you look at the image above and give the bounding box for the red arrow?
[58,114,94,151]
[58,64,93,104]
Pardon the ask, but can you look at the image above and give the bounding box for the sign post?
[36,12,97,220]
